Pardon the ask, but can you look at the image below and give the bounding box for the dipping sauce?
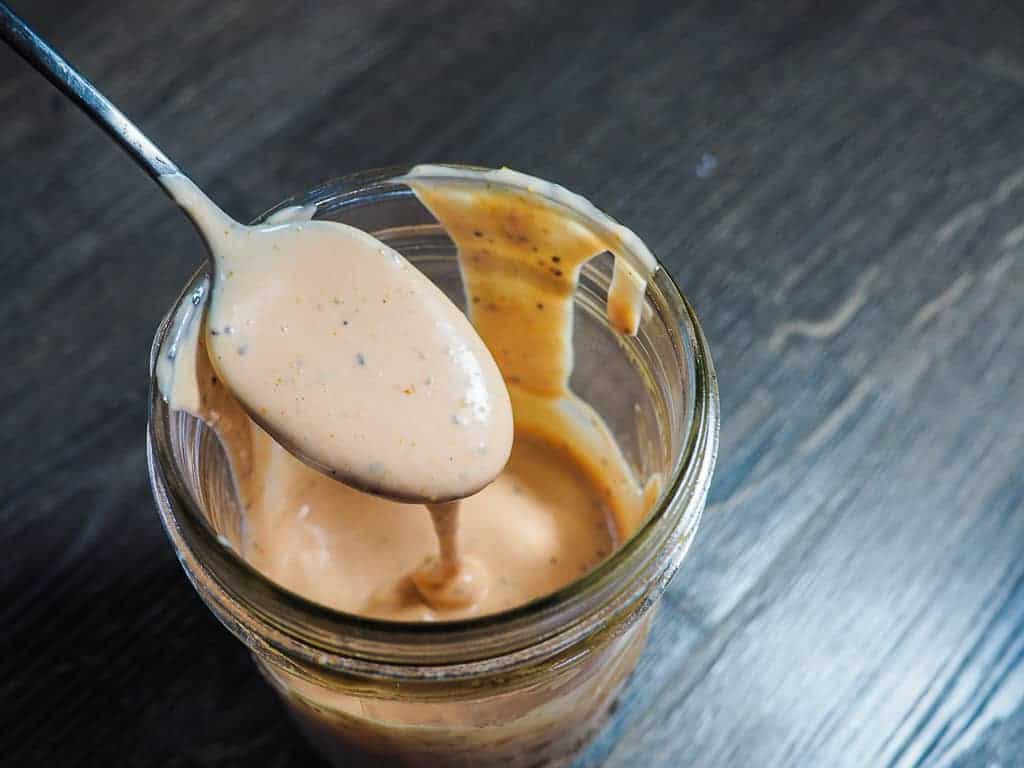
[158,165,659,619]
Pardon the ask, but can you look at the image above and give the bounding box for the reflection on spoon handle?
[0,2,178,180]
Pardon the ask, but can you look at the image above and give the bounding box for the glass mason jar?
[147,165,719,768]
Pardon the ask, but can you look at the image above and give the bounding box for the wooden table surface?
[4,1,1023,765]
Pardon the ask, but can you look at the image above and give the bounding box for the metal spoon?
[0,3,513,504]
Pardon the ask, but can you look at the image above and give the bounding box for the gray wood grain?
[2,0,1022,766]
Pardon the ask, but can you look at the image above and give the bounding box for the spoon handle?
[0,2,179,180]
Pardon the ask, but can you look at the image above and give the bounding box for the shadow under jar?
[147,165,719,768]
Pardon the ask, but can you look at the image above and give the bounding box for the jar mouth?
[147,164,719,672]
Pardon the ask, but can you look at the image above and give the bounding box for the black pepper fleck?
[355,353,366,366]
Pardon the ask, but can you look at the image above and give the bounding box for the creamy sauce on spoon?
[160,174,512,503]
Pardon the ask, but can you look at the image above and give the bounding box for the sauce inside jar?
[159,165,661,620]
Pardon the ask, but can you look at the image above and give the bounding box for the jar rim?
[147,164,719,676]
